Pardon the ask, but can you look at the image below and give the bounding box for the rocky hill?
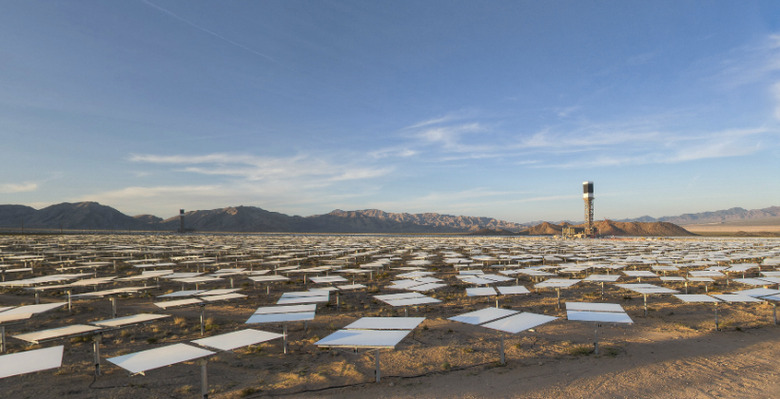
[590,220,693,236]
[525,222,564,235]
[0,205,37,228]
[0,202,148,231]
[521,220,693,236]
[133,214,163,224]
[630,206,780,225]
[159,206,306,233]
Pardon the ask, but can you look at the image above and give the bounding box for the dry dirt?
[1,236,779,398]
[683,220,780,235]
[2,279,779,398]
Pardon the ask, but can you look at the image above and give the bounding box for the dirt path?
[278,327,780,399]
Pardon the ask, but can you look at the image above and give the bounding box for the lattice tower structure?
[583,181,594,237]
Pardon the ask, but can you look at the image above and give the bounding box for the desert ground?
[683,218,780,235]
[0,234,779,398]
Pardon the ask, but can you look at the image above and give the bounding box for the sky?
[1,1,780,223]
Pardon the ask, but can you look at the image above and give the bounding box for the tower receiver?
[583,181,594,237]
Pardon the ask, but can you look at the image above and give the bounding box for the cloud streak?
[129,152,392,182]
[711,34,780,90]
[109,151,396,216]
[391,33,780,171]
[368,147,417,159]
[88,185,222,200]
[400,108,777,169]
[140,0,277,63]
[0,182,38,194]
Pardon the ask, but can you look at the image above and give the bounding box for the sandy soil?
[3,283,779,399]
[299,323,780,399]
[1,236,779,399]
[683,220,780,234]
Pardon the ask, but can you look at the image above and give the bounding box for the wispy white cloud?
[404,110,478,130]
[664,127,769,163]
[555,105,580,118]
[399,110,502,157]
[368,147,417,159]
[403,117,503,159]
[84,178,385,217]
[87,185,222,199]
[114,151,394,216]
[78,185,225,216]
[406,115,459,130]
[518,127,663,150]
[545,126,771,169]
[129,153,261,165]
[402,111,683,164]
[708,33,780,99]
[403,100,777,169]
[0,181,38,194]
[415,123,487,149]
[129,152,392,182]
[395,32,780,169]
[437,152,509,162]
[328,167,394,182]
[669,136,761,162]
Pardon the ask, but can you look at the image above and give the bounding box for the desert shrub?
[568,345,594,356]
[173,317,187,328]
[70,335,91,344]
[603,346,620,357]
[175,385,194,395]
[204,317,218,332]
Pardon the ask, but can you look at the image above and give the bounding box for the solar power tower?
[583,181,594,237]
[179,209,185,233]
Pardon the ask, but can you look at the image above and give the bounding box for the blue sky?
[1,1,779,223]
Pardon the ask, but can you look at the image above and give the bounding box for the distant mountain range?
[626,206,780,225]
[0,201,775,236]
[0,202,529,234]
